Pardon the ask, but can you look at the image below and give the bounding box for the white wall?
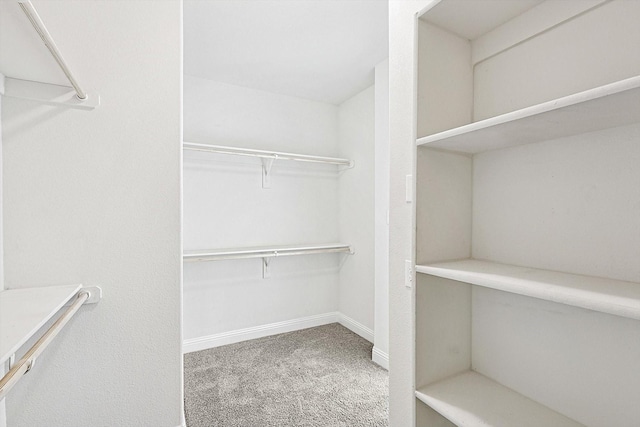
[1,2,182,426]
[337,85,375,337]
[183,76,342,345]
[0,74,5,427]
[389,1,434,426]
[473,124,640,283]
[374,59,390,368]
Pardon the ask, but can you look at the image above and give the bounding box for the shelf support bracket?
[262,257,271,279]
[261,155,277,189]
[6,354,15,371]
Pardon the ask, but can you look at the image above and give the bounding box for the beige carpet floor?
[184,323,389,427]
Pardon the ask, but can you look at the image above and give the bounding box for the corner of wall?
[373,58,390,360]
[0,74,5,427]
[336,84,376,335]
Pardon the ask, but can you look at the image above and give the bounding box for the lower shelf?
[415,370,584,427]
[0,284,81,365]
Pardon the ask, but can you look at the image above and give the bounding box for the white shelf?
[184,243,353,262]
[0,284,82,365]
[416,259,640,320]
[183,142,354,167]
[415,370,584,427]
[416,76,640,154]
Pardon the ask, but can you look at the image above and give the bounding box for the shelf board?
[416,259,640,320]
[416,76,640,154]
[415,370,584,427]
[184,243,353,262]
[0,284,82,365]
[183,142,354,167]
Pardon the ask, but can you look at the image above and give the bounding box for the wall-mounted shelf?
[183,142,354,188]
[1,1,99,109]
[184,243,353,278]
[0,284,102,366]
[415,370,584,427]
[416,75,640,154]
[416,259,640,320]
[2,77,99,110]
[1,284,80,365]
[184,242,353,262]
[0,284,102,400]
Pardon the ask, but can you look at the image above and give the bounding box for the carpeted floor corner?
[184,323,389,427]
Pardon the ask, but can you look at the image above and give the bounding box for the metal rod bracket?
[261,156,277,189]
[64,286,102,306]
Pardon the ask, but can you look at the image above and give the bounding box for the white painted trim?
[372,346,389,370]
[337,313,374,343]
[183,312,339,353]
[0,73,5,95]
[177,410,186,427]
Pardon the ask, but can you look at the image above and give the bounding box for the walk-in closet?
[1,0,639,426]
[181,1,390,426]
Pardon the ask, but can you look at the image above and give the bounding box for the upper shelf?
[0,1,99,109]
[183,142,354,168]
[184,242,353,262]
[0,284,81,365]
[416,259,640,320]
[416,76,640,154]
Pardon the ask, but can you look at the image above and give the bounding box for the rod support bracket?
[6,354,16,371]
[261,155,277,189]
[64,286,102,306]
[262,257,271,279]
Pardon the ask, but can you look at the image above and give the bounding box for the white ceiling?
[184,0,389,105]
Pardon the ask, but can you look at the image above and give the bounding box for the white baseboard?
[183,312,339,353]
[372,346,389,370]
[337,313,374,343]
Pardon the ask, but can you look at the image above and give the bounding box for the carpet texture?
[184,323,389,427]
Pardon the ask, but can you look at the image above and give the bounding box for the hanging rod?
[18,0,87,100]
[0,289,95,400]
[183,243,354,262]
[183,142,355,168]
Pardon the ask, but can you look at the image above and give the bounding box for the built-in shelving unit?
[414,1,640,426]
[416,260,640,321]
[0,284,81,365]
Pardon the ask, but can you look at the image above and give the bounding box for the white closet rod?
[0,290,89,400]
[183,142,355,168]
[184,243,354,262]
[18,0,87,100]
